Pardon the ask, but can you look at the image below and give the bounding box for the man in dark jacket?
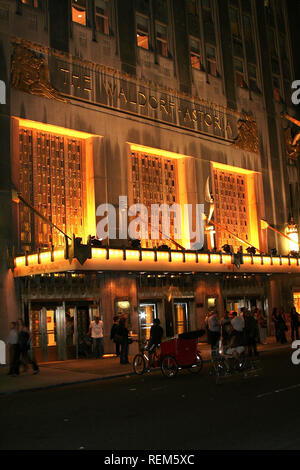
[244,310,259,357]
[148,318,163,352]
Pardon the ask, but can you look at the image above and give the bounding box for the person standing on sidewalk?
[117,317,130,365]
[244,310,259,357]
[18,320,39,374]
[7,322,20,376]
[290,306,299,342]
[256,309,267,344]
[88,316,104,359]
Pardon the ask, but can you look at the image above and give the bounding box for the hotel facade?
[0,0,300,361]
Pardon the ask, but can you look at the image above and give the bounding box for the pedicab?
[133,329,205,378]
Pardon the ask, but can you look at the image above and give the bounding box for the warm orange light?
[129,144,187,160]
[91,248,107,259]
[126,250,140,260]
[16,119,95,140]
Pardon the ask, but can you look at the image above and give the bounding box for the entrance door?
[139,303,157,343]
[30,306,66,362]
[174,302,189,334]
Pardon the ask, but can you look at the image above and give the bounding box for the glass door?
[138,303,157,343]
[30,305,66,362]
[174,302,189,335]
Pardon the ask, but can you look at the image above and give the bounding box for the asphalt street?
[1,348,300,451]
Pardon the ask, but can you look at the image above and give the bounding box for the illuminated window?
[18,125,89,251]
[206,44,217,76]
[21,0,39,7]
[156,22,168,57]
[130,150,179,249]
[95,0,109,35]
[293,293,300,314]
[190,37,202,70]
[72,0,87,26]
[136,14,150,49]
[174,302,189,335]
[212,165,259,252]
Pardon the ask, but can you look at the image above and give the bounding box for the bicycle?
[133,340,161,375]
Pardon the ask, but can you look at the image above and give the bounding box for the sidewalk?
[0,337,290,396]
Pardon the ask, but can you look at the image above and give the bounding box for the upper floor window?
[136,13,150,49]
[234,57,246,88]
[72,0,87,26]
[229,6,241,38]
[206,44,217,76]
[21,0,39,7]
[156,22,168,57]
[95,0,109,34]
[190,37,202,70]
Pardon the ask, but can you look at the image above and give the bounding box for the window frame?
[136,12,150,50]
[95,0,110,35]
[72,0,87,27]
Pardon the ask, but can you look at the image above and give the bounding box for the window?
[187,0,198,16]
[234,58,245,88]
[95,0,109,35]
[18,125,89,251]
[229,7,240,38]
[190,37,202,70]
[156,22,168,57]
[248,64,259,92]
[72,0,87,26]
[206,44,217,76]
[212,165,259,252]
[130,150,179,249]
[21,0,39,6]
[136,14,150,49]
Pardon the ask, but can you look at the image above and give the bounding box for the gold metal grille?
[212,167,250,251]
[130,151,179,248]
[19,127,85,251]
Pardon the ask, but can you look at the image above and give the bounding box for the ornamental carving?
[232,116,259,154]
[11,43,68,102]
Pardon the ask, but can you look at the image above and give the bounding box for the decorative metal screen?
[212,167,250,251]
[130,150,179,248]
[19,126,86,251]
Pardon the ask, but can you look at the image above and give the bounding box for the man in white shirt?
[88,316,104,359]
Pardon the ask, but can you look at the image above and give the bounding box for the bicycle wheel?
[212,358,227,384]
[188,352,203,374]
[133,354,146,375]
[161,355,178,378]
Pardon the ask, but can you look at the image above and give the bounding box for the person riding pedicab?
[148,318,163,366]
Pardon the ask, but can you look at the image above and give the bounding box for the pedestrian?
[272,307,280,342]
[206,310,220,357]
[18,320,39,374]
[256,309,267,344]
[230,311,245,347]
[277,308,288,344]
[221,311,232,347]
[7,322,20,376]
[88,316,104,359]
[117,317,130,365]
[290,306,299,341]
[110,316,120,357]
[244,310,259,356]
